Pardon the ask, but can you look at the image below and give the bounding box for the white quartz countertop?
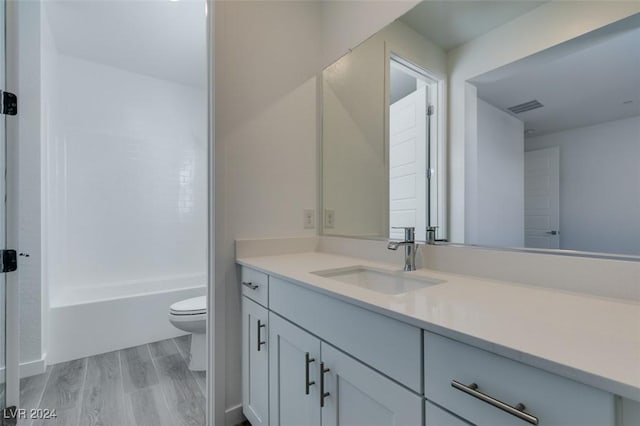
[237,252,640,401]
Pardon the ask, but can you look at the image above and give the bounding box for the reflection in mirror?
[321,1,640,258]
[465,18,640,255]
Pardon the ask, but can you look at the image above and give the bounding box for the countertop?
[237,252,640,401]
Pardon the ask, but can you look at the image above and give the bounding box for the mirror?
[321,1,640,258]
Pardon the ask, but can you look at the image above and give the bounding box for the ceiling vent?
[507,100,544,114]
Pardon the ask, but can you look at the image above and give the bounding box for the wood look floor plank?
[78,351,126,426]
[120,345,159,393]
[153,354,205,426]
[124,386,175,426]
[173,335,190,360]
[149,339,180,359]
[32,359,87,426]
[192,371,206,396]
[18,367,51,426]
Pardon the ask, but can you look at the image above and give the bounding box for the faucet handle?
[392,226,415,242]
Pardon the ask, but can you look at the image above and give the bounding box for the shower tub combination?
[47,275,206,364]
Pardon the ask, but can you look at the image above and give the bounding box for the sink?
[311,266,445,295]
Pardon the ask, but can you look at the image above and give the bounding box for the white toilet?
[168,296,207,371]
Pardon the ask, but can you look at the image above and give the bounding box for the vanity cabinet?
[240,266,626,426]
[424,331,615,426]
[242,296,269,426]
[268,312,422,426]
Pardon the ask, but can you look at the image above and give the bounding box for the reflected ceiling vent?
[507,100,544,114]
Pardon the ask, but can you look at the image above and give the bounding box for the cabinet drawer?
[424,332,615,426]
[241,267,269,307]
[425,401,472,426]
[270,277,422,393]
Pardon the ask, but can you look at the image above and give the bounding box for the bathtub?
[47,275,206,364]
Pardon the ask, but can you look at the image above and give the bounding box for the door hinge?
[1,90,18,116]
[427,105,434,116]
[426,168,434,180]
[1,249,18,272]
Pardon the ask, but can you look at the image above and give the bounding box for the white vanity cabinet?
[424,331,616,426]
[269,313,321,426]
[240,265,630,426]
[268,311,422,426]
[242,296,270,426]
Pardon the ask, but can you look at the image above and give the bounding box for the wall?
[447,1,640,243]
[467,98,524,247]
[45,54,207,301]
[14,0,44,378]
[214,1,322,420]
[323,19,446,238]
[525,116,640,255]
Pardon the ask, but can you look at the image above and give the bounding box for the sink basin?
[311,266,445,295]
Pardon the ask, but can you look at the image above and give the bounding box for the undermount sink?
[311,266,445,295]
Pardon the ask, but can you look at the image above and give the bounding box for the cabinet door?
[269,313,321,426]
[320,344,422,426]
[242,297,269,426]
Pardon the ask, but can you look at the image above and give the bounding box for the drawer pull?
[257,320,266,351]
[320,363,330,408]
[305,352,316,395]
[451,380,539,425]
[242,281,259,290]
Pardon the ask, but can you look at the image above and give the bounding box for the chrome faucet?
[387,227,417,271]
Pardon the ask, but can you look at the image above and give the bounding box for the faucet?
[387,227,417,271]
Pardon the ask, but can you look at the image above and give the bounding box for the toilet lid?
[170,296,207,315]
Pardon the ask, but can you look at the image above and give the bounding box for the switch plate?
[303,209,315,229]
[325,209,335,229]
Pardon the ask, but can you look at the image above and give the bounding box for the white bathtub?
[48,275,206,364]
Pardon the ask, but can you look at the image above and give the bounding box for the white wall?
[447,1,640,243]
[214,0,322,419]
[525,116,640,255]
[45,54,207,302]
[15,0,44,376]
[323,19,446,238]
[467,98,524,247]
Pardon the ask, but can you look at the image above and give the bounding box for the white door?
[320,343,422,426]
[389,86,428,241]
[242,297,269,426]
[524,147,560,248]
[269,314,321,426]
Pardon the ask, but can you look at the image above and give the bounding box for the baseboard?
[0,356,46,382]
[225,404,245,426]
[20,356,46,378]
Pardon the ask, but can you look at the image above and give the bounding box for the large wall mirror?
[321,1,640,258]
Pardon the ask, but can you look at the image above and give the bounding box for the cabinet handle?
[305,352,316,395]
[320,362,330,407]
[257,320,266,351]
[242,281,259,290]
[451,380,538,425]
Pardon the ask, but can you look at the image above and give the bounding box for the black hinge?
[1,250,17,272]
[427,105,434,116]
[1,90,17,116]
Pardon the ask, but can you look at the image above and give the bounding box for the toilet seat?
[170,296,207,315]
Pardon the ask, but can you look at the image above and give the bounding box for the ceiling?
[474,24,640,137]
[45,0,207,88]
[400,1,545,51]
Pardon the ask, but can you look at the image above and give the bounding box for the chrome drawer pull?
[451,380,539,425]
[242,281,259,290]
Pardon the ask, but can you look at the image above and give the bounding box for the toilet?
[168,296,207,371]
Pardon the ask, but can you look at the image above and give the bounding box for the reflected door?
[389,86,428,241]
[525,147,560,248]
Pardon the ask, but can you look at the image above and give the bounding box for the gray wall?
[526,116,640,255]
